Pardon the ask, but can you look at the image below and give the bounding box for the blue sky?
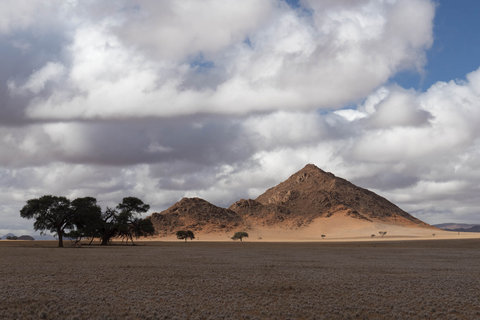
[1,0,480,236]
[394,0,480,89]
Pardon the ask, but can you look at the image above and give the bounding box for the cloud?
[116,0,276,60]
[0,0,64,34]
[4,0,480,235]
[5,66,480,228]
[9,62,66,94]
[12,0,434,120]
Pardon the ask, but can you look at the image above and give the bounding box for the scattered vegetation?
[231,231,249,242]
[176,230,195,242]
[378,231,387,238]
[20,195,154,247]
[321,234,326,239]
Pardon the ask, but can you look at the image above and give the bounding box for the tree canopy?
[20,195,76,247]
[102,197,153,245]
[176,230,195,242]
[231,231,249,242]
[20,195,154,247]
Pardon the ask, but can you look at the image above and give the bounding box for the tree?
[20,195,74,247]
[99,207,119,246]
[20,195,153,246]
[176,230,195,242]
[130,218,155,240]
[68,197,103,245]
[115,197,151,245]
[231,231,249,242]
[98,197,152,245]
[379,231,387,238]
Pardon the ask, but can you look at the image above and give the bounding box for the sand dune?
[147,213,480,242]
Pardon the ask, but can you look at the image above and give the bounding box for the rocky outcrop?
[149,164,431,235]
[150,197,244,236]
[241,164,428,227]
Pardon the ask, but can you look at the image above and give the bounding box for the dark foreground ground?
[1,240,480,320]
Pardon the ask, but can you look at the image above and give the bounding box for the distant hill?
[1,233,55,240]
[150,197,245,236]
[0,233,16,240]
[434,223,480,232]
[1,234,35,240]
[150,164,433,236]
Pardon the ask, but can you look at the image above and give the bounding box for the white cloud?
[0,0,75,34]
[117,0,276,60]
[20,0,434,119]
[5,0,480,234]
[9,62,66,94]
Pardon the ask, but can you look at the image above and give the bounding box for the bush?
[176,230,195,242]
[231,231,249,242]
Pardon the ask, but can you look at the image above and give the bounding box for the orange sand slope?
[147,213,480,242]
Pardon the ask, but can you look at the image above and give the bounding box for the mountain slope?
[150,164,433,236]
[150,197,244,236]
[230,164,429,228]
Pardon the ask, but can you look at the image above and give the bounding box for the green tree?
[115,197,151,245]
[68,197,103,245]
[20,195,74,247]
[99,207,118,246]
[231,231,249,242]
[176,230,195,242]
[130,218,155,240]
[99,197,152,245]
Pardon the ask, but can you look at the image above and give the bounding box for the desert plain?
[1,237,480,320]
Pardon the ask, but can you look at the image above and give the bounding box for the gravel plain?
[1,239,480,319]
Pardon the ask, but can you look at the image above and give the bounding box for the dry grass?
[1,239,480,319]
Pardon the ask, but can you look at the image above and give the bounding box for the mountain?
[150,197,244,236]
[1,234,35,240]
[150,164,432,236]
[230,164,428,228]
[17,235,35,240]
[434,223,480,232]
[0,233,16,240]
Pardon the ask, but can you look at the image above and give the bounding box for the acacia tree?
[231,231,249,242]
[130,217,155,241]
[99,207,119,246]
[68,197,103,245]
[20,195,74,247]
[176,230,195,242]
[99,197,152,245]
[20,195,153,247]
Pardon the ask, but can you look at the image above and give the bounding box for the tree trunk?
[101,235,110,246]
[58,231,64,248]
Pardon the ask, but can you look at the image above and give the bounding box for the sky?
[1,0,480,236]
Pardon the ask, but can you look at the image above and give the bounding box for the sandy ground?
[1,239,480,319]
[152,214,480,242]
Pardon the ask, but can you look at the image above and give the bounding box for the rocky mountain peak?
[149,164,430,235]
